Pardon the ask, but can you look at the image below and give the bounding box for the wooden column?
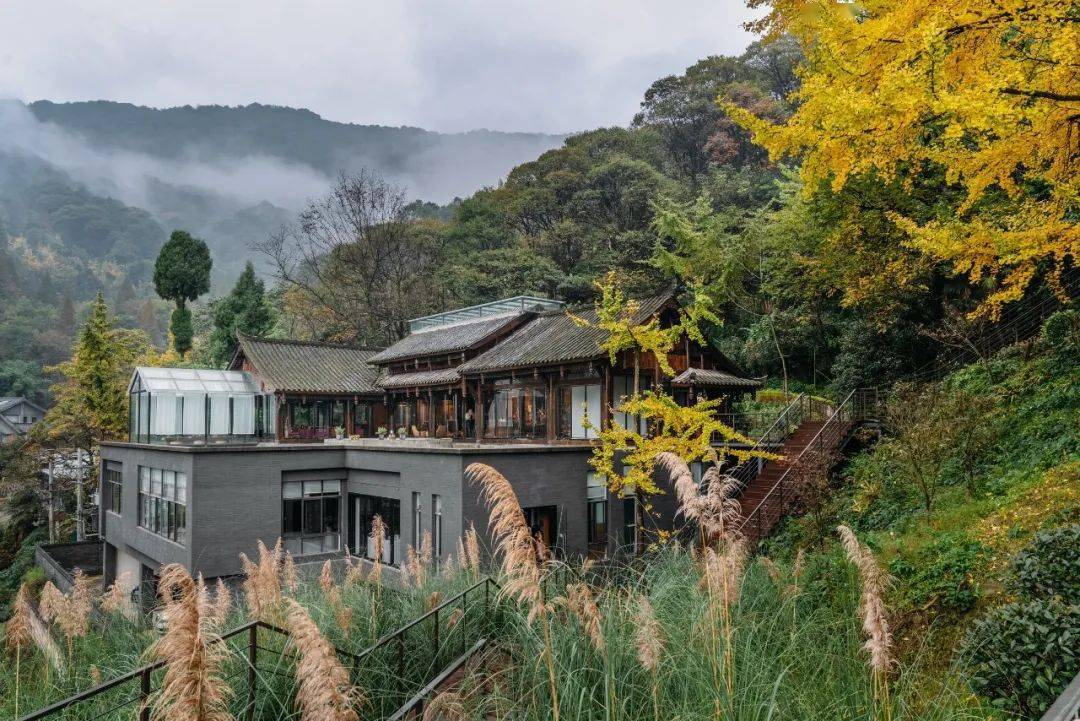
[546,373,556,442]
[601,365,612,430]
[475,380,485,441]
[275,394,285,442]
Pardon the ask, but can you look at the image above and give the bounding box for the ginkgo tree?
[573,273,769,497]
[726,0,1078,314]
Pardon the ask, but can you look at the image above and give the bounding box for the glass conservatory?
[128,367,276,444]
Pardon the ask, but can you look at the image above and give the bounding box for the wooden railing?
[18,576,502,721]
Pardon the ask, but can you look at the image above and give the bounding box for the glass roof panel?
[131,367,260,395]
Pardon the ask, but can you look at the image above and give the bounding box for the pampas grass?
[151,563,233,721]
[284,598,363,721]
[633,594,664,721]
[100,572,134,618]
[423,690,464,720]
[838,525,894,718]
[465,461,559,721]
[654,452,742,544]
[464,523,481,576]
[240,539,284,623]
[5,583,33,718]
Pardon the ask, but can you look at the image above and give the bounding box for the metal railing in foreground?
[17,576,502,721]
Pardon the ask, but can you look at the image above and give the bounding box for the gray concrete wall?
[99,439,642,583]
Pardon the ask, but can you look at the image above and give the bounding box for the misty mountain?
[26,101,566,205]
[0,99,566,288]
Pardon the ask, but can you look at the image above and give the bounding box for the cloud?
[0,0,760,134]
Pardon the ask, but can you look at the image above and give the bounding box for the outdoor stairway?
[731,389,877,543]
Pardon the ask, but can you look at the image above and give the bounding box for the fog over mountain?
[0,99,566,283]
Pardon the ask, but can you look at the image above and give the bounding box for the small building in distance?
[0,397,46,443]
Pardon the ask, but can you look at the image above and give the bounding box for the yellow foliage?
[729,0,1079,314]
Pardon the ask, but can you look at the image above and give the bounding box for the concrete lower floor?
[98,440,689,590]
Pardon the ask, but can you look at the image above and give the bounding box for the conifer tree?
[46,294,151,444]
[209,262,273,367]
[154,230,212,358]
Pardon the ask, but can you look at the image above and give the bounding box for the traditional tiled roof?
[0,415,20,436]
[670,367,761,389]
[367,312,528,364]
[458,291,672,374]
[0,397,45,415]
[378,367,462,390]
[233,334,383,394]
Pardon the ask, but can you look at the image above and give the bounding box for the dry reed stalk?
[441,549,458,578]
[151,563,233,721]
[426,591,443,611]
[38,581,63,623]
[344,554,366,587]
[283,551,299,593]
[654,453,742,544]
[423,691,464,721]
[239,538,284,622]
[465,462,558,721]
[464,523,481,576]
[421,530,433,567]
[760,556,783,586]
[209,578,232,628]
[700,539,748,706]
[100,572,134,617]
[456,536,468,573]
[555,583,605,652]
[6,583,33,718]
[632,594,664,721]
[319,560,335,594]
[369,515,385,588]
[50,569,95,664]
[837,525,894,714]
[319,560,352,633]
[790,548,805,599]
[90,665,101,684]
[446,607,464,630]
[284,598,363,721]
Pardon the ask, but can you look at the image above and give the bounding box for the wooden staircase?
[730,389,879,542]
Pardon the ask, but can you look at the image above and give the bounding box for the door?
[522,505,559,555]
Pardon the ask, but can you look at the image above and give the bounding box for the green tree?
[45,294,152,445]
[209,262,273,366]
[153,230,212,358]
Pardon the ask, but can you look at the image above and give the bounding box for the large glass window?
[138,466,187,544]
[587,473,608,557]
[355,494,402,565]
[612,375,652,435]
[282,480,341,556]
[105,462,123,515]
[558,384,602,439]
[485,384,547,438]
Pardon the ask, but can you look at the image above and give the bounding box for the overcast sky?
[0,1,760,134]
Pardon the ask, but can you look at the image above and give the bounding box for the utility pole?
[76,446,84,541]
[46,451,55,544]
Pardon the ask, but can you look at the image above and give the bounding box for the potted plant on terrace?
[334,425,345,440]
[376,426,388,439]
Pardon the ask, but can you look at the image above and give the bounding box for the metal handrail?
[737,388,859,535]
[729,393,808,490]
[17,576,502,721]
[386,639,490,720]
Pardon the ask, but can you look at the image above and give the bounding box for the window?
[282,480,341,556]
[612,375,652,435]
[586,473,608,557]
[432,494,443,562]
[557,384,602,439]
[412,492,422,549]
[104,462,123,515]
[355,494,401,565]
[485,384,547,438]
[138,466,187,544]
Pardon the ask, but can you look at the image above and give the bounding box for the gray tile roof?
[367,312,527,364]
[0,397,45,415]
[458,291,672,374]
[378,367,462,390]
[670,367,761,389]
[234,334,383,395]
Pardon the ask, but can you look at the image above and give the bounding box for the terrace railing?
[17,576,502,721]
[726,393,833,493]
